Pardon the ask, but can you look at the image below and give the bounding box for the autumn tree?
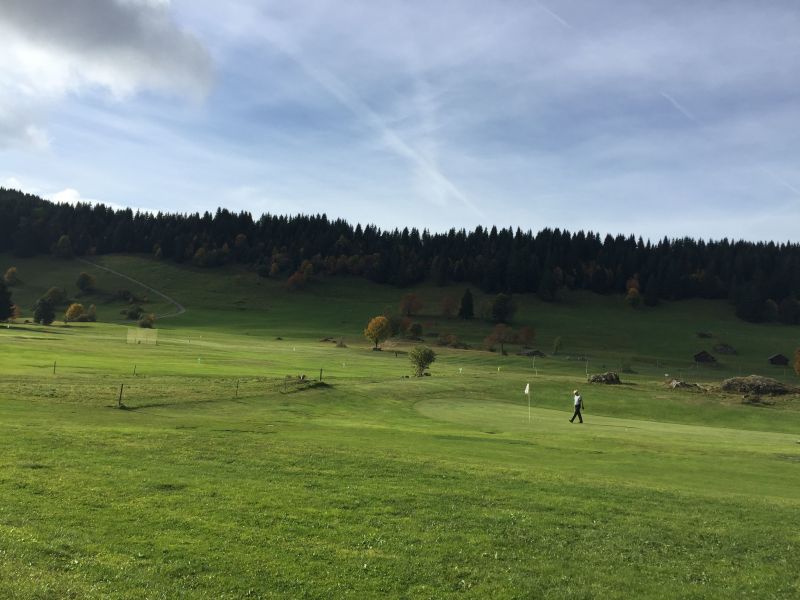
[86,304,97,322]
[76,272,96,293]
[54,234,73,259]
[458,288,474,319]
[399,293,423,316]
[794,349,800,377]
[484,324,518,354]
[518,325,535,346]
[625,288,642,308]
[65,303,85,322]
[4,267,19,286]
[0,280,13,321]
[408,346,436,376]
[138,313,156,328]
[363,315,391,349]
[441,295,457,318]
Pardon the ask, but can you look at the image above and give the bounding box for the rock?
[517,349,546,357]
[721,375,794,395]
[588,371,620,384]
[667,379,701,390]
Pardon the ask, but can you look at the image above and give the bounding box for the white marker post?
[524,382,531,422]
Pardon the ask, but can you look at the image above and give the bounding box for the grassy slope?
[1,254,799,599]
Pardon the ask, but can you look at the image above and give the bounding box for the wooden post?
[53,360,56,374]
[118,383,124,408]
[133,364,137,376]
[319,368,323,382]
[235,379,240,398]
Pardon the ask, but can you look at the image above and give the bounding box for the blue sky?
[2,0,800,241]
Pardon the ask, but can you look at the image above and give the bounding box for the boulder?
[667,379,702,390]
[588,371,620,384]
[721,375,794,395]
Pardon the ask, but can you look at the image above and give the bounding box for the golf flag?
[525,382,531,422]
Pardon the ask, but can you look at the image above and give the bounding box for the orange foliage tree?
[364,316,392,349]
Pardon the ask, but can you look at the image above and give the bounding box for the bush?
[76,272,96,292]
[138,313,156,328]
[408,322,423,338]
[65,303,85,323]
[409,346,436,377]
[125,305,144,320]
[44,287,67,306]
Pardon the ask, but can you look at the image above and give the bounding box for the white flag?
[524,383,530,395]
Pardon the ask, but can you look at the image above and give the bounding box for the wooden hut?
[768,353,789,366]
[693,350,717,364]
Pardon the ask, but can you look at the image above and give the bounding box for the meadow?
[1,254,799,598]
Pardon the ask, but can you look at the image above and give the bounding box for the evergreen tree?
[643,275,660,306]
[0,280,13,321]
[458,288,474,320]
[33,297,55,325]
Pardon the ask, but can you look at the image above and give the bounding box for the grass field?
[1,254,799,598]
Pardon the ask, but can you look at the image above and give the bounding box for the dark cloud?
[0,0,212,96]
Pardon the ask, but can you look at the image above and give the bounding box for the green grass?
[1,254,799,598]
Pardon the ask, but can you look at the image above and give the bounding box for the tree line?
[2,187,800,323]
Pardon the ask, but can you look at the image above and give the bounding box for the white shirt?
[574,394,582,407]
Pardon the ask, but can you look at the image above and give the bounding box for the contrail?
[659,91,699,124]
[262,23,485,219]
[533,1,573,29]
[759,167,800,197]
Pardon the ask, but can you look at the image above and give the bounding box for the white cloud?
[0,0,212,147]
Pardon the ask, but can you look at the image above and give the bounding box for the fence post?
[236,379,240,398]
[118,383,124,408]
[319,368,323,382]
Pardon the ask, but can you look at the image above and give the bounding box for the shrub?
[76,272,96,293]
[138,313,156,328]
[125,305,144,320]
[65,303,85,323]
[44,287,67,306]
[409,346,436,377]
[625,288,642,309]
[408,322,423,338]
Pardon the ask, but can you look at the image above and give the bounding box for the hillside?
[1,253,799,598]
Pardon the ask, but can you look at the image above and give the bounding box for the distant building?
[768,353,789,366]
[693,350,716,364]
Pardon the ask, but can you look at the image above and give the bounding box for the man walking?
[570,389,584,423]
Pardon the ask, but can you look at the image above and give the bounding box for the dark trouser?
[570,407,583,423]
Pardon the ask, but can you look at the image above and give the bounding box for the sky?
[1,0,800,242]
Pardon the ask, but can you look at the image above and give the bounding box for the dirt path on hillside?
[77,258,186,319]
